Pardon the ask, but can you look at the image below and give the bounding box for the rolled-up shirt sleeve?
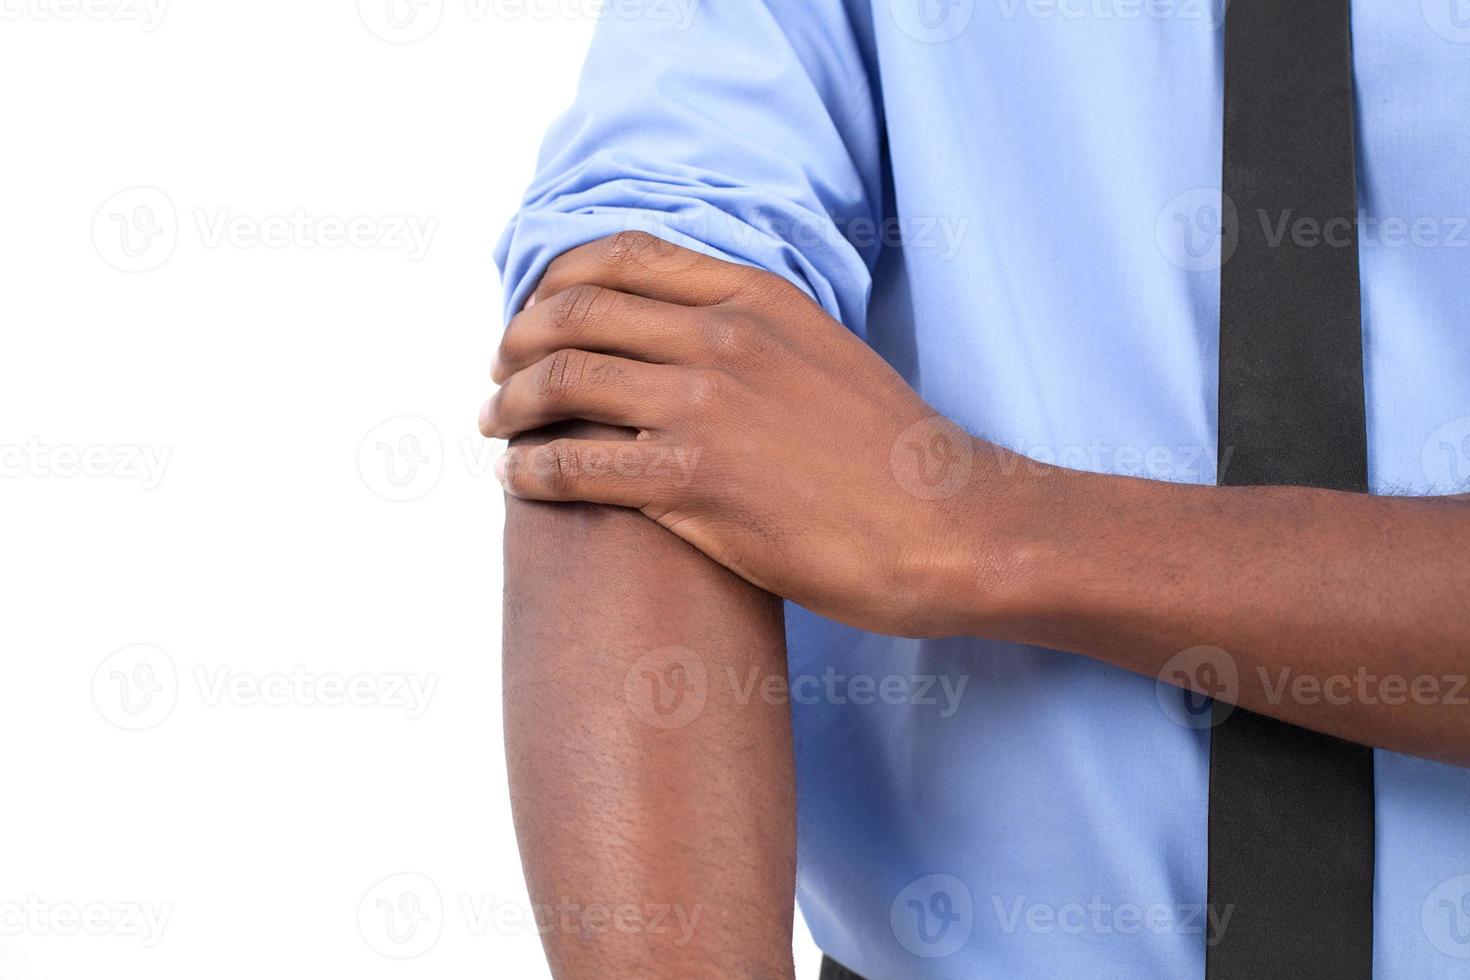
[495,0,884,333]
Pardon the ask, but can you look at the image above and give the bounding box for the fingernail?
[523,292,538,310]
[479,399,492,424]
[494,452,509,485]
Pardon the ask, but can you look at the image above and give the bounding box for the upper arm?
[502,420,794,979]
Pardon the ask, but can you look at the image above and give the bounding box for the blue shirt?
[496,3,1470,976]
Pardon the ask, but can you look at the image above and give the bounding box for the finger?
[498,438,686,509]
[495,284,709,384]
[479,349,684,440]
[532,230,758,308]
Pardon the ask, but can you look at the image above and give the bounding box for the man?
[483,1,1470,977]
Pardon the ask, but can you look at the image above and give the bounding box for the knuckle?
[709,311,777,362]
[732,264,782,298]
[707,312,748,358]
[493,337,514,377]
[536,253,575,297]
[541,440,581,492]
[502,453,525,494]
[685,368,728,412]
[551,283,607,334]
[484,388,507,434]
[735,268,805,312]
[537,348,589,403]
[602,229,662,268]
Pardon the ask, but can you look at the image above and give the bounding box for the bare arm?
[974,469,1470,765]
[503,418,795,980]
[485,233,1470,769]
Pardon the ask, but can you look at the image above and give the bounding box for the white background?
[0,1,819,976]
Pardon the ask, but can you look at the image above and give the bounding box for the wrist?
[935,441,1087,639]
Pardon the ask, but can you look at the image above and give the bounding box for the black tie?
[1209,0,1375,976]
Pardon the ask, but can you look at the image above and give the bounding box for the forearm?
[974,455,1470,764]
[503,420,795,980]
[482,235,1470,764]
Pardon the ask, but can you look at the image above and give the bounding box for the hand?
[479,232,1028,637]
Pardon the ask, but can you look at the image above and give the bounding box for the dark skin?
[503,417,795,980]
[487,231,1470,770]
